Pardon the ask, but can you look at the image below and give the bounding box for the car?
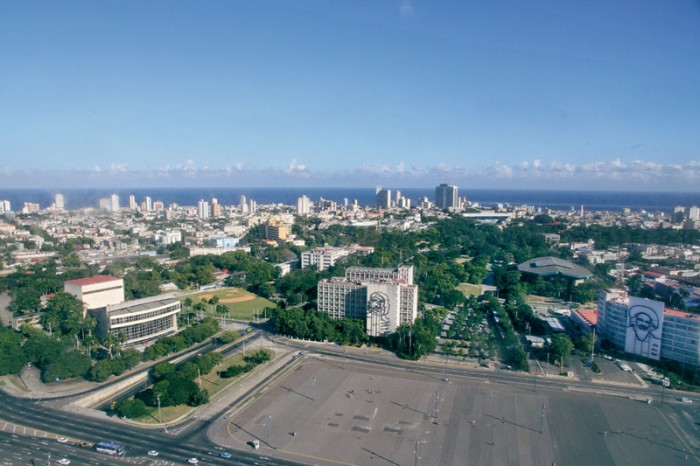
[219,452,232,459]
[57,460,70,465]
[56,437,69,443]
[681,397,693,404]
[188,458,199,464]
[147,450,159,456]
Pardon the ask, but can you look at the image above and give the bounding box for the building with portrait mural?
[317,266,418,337]
[597,288,700,372]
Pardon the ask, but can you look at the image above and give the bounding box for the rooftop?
[517,256,592,279]
[65,275,122,286]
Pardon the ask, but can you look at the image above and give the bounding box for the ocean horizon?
[1,187,700,214]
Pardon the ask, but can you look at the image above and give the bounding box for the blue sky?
[1,1,699,190]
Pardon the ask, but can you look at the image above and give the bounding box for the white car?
[57,460,70,465]
[56,437,69,443]
[188,459,199,464]
[147,450,159,456]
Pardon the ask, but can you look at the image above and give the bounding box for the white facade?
[197,199,210,219]
[297,195,311,216]
[598,289,700,368]
[92,294,180,345]
[301,247,349,271]
[317,266,418,337]
[64,276,125,314]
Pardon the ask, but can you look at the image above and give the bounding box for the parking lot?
[220,355,698,466]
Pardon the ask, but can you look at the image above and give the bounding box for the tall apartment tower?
[376,186,392,209]
[110,194,120,212]
[297,195,311,216]
[129,195,137,210]
[54,193,65,210]
[197,199,210,220]
[211,198,221,217]
[435,183,459,210]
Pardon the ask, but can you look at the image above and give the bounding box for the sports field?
[223,357,699,466]
[182,287,276,320]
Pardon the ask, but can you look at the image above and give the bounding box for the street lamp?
[155,393,162,424]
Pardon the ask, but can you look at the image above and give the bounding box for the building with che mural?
[317,266,418,337]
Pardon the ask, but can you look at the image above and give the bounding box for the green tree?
[550,334,574,373]
[115,398,147,418]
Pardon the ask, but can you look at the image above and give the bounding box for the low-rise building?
[91,294,181,346]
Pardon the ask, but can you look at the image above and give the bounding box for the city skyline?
[2,1,699,191]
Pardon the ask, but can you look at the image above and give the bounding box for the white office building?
[318,266,418,337]
[197,199,210,220]
[64,276,125,315]
[297,195,312,216]
[598,289,700,369]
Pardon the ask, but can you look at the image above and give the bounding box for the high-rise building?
[689,206,700,222]
[129,195,137,210]
[249,198,256,214]
[376,186,391,209]
[317,266,418,337]
[0,200,11,214]
[435,183,459,210]
[153,201,165,212]
[297,195,311,216]
[145,196,153,212]
[240,195,248,214]
[211,198,221,217]
[197,199,210,220]
[110,194,120,212]
[54,193,65,210]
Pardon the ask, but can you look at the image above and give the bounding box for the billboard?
[625,297,664,361]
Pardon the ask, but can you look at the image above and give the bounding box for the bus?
[94,441,125,456]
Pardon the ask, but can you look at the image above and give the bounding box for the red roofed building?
[64,275,125,314]
[572,308,598,333]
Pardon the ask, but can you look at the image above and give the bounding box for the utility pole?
[312,376,316,400]
[343,346,346,369]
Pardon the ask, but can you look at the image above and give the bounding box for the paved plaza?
[220,355,699,466]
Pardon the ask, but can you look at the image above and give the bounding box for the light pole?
[434,391,440,423]
[312,376,316,400]
[155,393,162,424]
[267,413,272,447]
[443,352,449,382]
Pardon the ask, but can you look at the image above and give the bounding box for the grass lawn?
[134,349,273,424]
[181,287,276,320]
[457,283,484,297]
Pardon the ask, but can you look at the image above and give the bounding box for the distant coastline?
[1,188,699,213]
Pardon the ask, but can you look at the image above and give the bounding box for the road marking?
[655,407,700,463]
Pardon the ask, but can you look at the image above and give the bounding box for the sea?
[1,188,699,213]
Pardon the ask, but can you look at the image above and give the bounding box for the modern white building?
[197,199,210,220]
[317,266,418,337]
[91,294,181,346]
[0,200,11,214]
[297,195,312,216]
[64,276,125,315]
[598,289,700,369]
[301,247,350,270]
[54,193,65,210]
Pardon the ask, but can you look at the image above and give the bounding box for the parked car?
[219,452,232,459]
[147,450,159,456]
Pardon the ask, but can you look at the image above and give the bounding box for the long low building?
[597,288,700,371]
[91,293,181,346]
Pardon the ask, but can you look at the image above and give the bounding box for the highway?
[1,331,698,465]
